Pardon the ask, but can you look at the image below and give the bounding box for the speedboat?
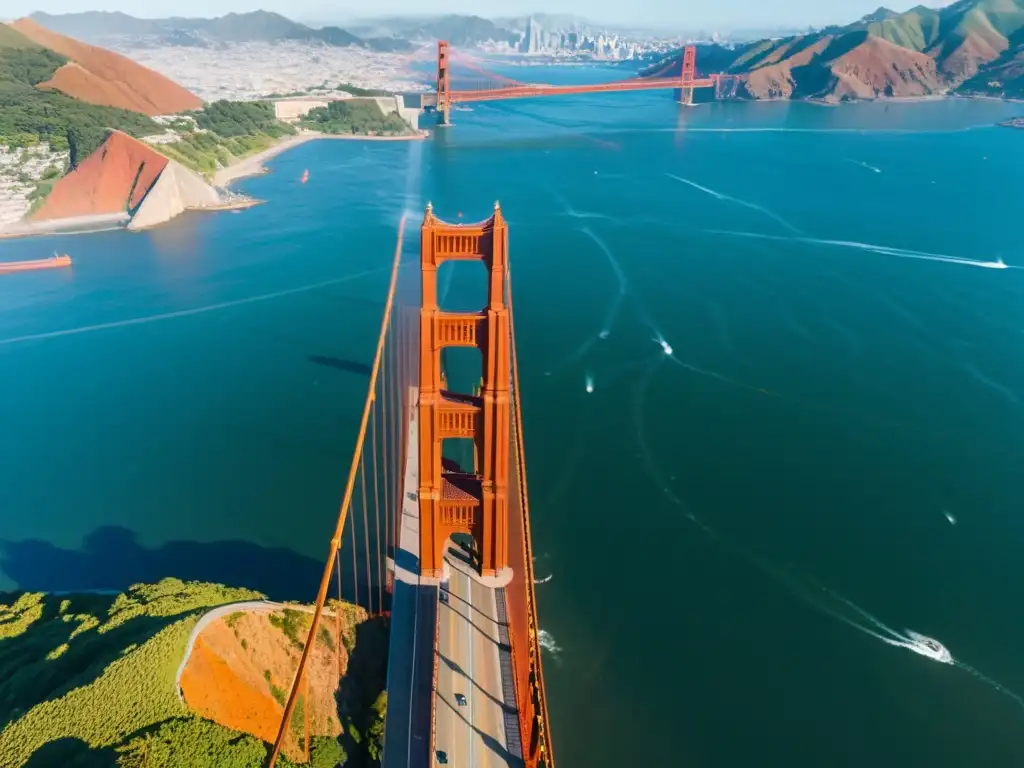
[907,631,953,663]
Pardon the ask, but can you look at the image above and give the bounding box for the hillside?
[648,0,1024,101]
[0,579,386,768]
[30,130,169,221]
[9,18,202,115]
[29,10,411,53]
[0,23,157,161]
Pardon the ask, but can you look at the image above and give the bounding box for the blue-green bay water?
[2,69,1024,765]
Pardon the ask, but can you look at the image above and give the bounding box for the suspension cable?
[506,267,555,766]
[266,213,406,768]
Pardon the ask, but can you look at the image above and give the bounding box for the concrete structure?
[128,160,222,231]
[381,95,421,132]
[273,98,330,122]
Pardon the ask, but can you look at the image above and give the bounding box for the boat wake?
[538,629,563,662]
[666,174,803,235]
[705,229,1012,269]
[626,322,1024,715]
[846,158,883,174]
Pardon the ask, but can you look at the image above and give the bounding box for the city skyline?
[6,1,956,33]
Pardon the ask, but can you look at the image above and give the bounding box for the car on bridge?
[436,750,448,765]
[454,693,467,707]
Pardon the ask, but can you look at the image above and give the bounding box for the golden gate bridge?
[259,43,734,768]
[264,205,554,768]
[413,42,732,125]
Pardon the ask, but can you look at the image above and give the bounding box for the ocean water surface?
[2,70,1024,766]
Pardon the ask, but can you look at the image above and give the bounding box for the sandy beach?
[213,129,428,188]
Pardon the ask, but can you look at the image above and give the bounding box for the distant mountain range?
[651,0,1024,101]
[28,10,412,52]
[321,14,520,48]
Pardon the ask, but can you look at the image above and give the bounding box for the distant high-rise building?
[520,17,542,53]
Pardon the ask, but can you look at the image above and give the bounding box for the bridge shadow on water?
[307,354,372,377]
[0,525,322,601]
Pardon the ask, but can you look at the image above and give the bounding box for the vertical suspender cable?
[350,483,360,611]
[360,448,372,615]
[335,552,343,677]
[371,397,384,616]
[378,346,389,612]
[266,212,406,768]
[303,671,310,763]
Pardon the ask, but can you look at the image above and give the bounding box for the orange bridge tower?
[436,40,452,126]
[680,44,697,105]
[418,202,510,579]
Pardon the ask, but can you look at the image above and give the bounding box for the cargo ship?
[0,252,72,274]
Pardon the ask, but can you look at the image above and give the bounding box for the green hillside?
[648,0,1024,101]
[864,6,943,50]
[0,22,156,160]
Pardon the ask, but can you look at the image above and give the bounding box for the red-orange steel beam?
[448,77,715,103]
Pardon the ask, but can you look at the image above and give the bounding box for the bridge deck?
[436,547,523,768]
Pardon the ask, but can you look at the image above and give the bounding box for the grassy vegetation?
[367,691,387,763]
[0,579,263,767]
[154,100,296,179]
[0,579,381,767]
[0,32,158,163]
[116,717,266,768]
[190,99,293,139]
[299,99,411,136]
[269,607,309,651]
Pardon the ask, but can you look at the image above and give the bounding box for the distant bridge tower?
[418,203,511,579]
[436,40,452,126]
[680,45,697,106]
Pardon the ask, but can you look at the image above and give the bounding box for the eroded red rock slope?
[31,131,168,221]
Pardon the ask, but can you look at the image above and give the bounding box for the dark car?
[436,750,448,765]
[454,693,467,707]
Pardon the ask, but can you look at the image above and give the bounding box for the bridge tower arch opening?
[418,201,510,580]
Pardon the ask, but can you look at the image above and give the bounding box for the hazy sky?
[7,1,952,31]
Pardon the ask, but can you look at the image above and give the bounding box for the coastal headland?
[0,579,387,767]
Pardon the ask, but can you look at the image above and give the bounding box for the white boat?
[907,631,953,663]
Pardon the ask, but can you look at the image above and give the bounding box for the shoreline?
[214,129,428,188]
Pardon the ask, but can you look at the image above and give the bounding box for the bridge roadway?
[383,387,522,768]
[436,546,519,768]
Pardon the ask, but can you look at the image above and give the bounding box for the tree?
[366,691,387,764]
